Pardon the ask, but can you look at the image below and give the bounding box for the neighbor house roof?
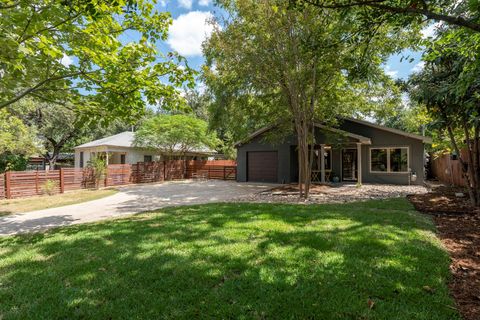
[75,131,135,149]
[75,131,215,154]
[234,123,371,147]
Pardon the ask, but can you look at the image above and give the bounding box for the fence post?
[35,171,39,194]
[104,165,109,187]
[59,168,64,193]
[5,171,11,199]
[223,166,226,180]
[163,160,166,181]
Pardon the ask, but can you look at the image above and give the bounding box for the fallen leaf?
[367,298,375,309]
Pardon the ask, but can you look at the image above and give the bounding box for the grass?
[0,199,459,319]
[0,189,118,216]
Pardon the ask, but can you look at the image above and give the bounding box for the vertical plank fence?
[0,160,236,199]
[431,150,469,187]
[0,173,4,199]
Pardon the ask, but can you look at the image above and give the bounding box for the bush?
[42,179,59,196]
[88,155,107,189]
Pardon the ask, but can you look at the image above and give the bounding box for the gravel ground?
[233,183,427,204]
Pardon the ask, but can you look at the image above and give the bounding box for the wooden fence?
[431,150,469,187]
[186,160,237,180]
[0,160,236,199]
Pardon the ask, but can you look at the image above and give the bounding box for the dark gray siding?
[236,119,427,185]
[338,119,425,185]
[236,135,294,183]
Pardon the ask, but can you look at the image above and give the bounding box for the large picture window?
[370,147,409,173]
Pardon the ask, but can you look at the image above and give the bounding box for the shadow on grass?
[0,199,460,319]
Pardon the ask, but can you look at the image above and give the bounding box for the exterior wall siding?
[236,135,294,183]
[236,119,427,185]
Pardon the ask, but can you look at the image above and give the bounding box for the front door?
[342,149,357,181]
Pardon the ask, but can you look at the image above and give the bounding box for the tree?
[204,0,405,198]
[0,108,42,172]
[133,114,220,159]
[294,0,480,32]
[409,50,480,206]
[0,0,194,119]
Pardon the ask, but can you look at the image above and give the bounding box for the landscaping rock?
[233,183,427,204]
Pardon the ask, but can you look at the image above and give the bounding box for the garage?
[247,151,278,182]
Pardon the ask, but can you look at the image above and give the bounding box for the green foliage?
[0,153,29,172]
[134,114,220,157]
[0,0,195,119]
[0,200,459,319]
[0,109,41,156]
[41,179,59,196]
[88,155,107,189]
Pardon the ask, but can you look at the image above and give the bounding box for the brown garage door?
[247,151,278,182]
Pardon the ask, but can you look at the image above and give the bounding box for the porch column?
[356,143,362,184]
[320,144,325,183]
[105,149,109,165]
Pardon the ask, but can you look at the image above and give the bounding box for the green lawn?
[0,199,459,319]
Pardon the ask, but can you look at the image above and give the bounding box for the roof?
[345,118,432,143]
[314,123,371,144]
[75,131,135,148]
[75,131,215,154]
[234,117,432,147]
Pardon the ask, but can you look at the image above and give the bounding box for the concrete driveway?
[0,180,275,236]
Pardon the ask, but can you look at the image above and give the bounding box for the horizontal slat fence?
[186,160,237,180]
[1,160,236,199]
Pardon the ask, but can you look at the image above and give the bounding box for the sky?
[116,0,435,91]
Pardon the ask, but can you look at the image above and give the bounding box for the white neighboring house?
[74,131,215,168]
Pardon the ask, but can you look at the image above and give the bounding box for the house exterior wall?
[236,120,427,185]
[338,119,425,185]
[236,135,295,183]
[74,146,209,168]
[74,147,160,168]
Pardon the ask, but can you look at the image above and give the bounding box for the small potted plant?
[332,173,340,183]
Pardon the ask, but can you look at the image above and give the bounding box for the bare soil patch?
[408,185,480,320]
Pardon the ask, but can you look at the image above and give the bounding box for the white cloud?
[421,22,441,38]
[167,11,215,56]
[60,54,73,67]
[412,61,425,73]
[384,65,398,78]
[178,0,192,9]
[198,0,211,5]
[159,0,167,6]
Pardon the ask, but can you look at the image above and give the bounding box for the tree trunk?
[447,125,478,206]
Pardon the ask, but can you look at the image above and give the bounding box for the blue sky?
[117,1,433,90]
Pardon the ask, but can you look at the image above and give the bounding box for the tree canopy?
[203,0,410,197]
[0,0,194,121]
[133,114,219,158]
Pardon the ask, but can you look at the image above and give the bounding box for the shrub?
[42,179,58,196]
[88,155,107,189]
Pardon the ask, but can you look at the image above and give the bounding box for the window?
[80,152,84,168]
[371,149,387,172]
[370,147,408,173]
[144,155,152,163]
[390,148,408,172]
[120,154,126,164]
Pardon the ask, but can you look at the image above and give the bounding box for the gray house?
[235,118,432,185]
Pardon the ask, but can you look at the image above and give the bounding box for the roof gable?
[75,132,134,148]
[235,117,432,147]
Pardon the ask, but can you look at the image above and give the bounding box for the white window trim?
[369,146,409,174]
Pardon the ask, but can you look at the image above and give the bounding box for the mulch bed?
[408,186,480,320]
